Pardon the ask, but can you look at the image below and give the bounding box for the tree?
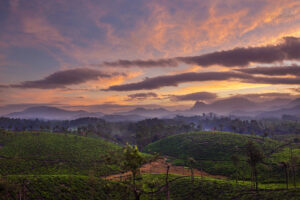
[290,139,299,188]
[263,131,268,140]
[123,143,144,200]
[188,157,196,185]
[279,161,290,189]
[290,155,298,188]
[165,164,170,200]
[219,123,224,131]
[231,154,240,184]
[246,141,264,191]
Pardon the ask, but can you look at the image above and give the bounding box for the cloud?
[102,59,178,68]
[290,87,300,93]
[104,71,252,91]
[245,76,300,85]
[127,92,158,101]
[170,92,218,102]
[104,71,300,91]
[101,37,300,68]
[11,68,125,89]
[236,65,300,76]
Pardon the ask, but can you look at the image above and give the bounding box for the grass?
[0,130,299,199]
[139,174,300,200]
[144,131,300,185]
[0,175,129,200]
[0,131,126,176]
[144,131,279,175]
[2,173,298,200]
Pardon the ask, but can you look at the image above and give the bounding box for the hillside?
[144,131,280,176]
[5,106,104,120]
[0,131,299,199]
[0,131,125,176]
[1,174,300,200]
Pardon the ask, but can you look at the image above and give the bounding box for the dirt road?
[104,158,225,181]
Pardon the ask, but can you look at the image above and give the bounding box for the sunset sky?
[1,0,300,113]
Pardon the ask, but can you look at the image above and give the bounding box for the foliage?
[144,131,277,176]
[0,131,125,176]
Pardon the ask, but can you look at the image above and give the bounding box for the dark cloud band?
[102,59,178,68]
[236,65,300,76]
[102,37,300,68]
[104,72,251,91]
[127,92,158,100]
[104,71,300,91]
[11,68,125,89]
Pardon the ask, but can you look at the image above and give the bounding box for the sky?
[1,0,300,113]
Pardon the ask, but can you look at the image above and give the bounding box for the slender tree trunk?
[285,166,289,190]
[191,167,194,185]
[234,166,239,185]
[292,166,296,188]
[166,165,170,200]
[132,172,140,200]
[134,191,140,200]
[254,167,258,191]
[250,167,254,190]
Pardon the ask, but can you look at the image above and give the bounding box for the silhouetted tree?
[279,161,290,190]
[165,164,170,200]
[188,157,196,185]
[290,155,298,188]
[123,143,144,200]
[246,141,264,191]
[231,154,240,184]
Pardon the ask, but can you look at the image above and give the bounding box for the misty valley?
[0,103,300,199]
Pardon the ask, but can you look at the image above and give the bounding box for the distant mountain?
[259,98,291,108]
[288,98,300,107]
[102,114,146,122]
[189,97,258,114]
[257,104,300,119]
[4,97,300,121]
[5,106,104,120]
[190,101,207,111]
[212,97,257,111]
[115,107,172,118]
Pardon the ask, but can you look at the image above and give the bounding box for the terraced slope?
[2,174,300,200]
[0,131,124,176]
[144,131,280,176]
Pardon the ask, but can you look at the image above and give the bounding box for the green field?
[1,174,300,200]
[144,131,300,183]
[0,130,300,199]
[0,131,126,176]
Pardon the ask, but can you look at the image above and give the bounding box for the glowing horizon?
[1,0,300,112]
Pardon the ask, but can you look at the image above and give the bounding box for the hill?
[190,97,258,114]
[2,174,300,200]
[5,106,104,120]
[144,131,280,176]
[257,104,300,119]
[0,131,299,199]
[0,131,125,176]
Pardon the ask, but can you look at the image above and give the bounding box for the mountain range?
[3,97,300,121]
[5,106,104,121]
